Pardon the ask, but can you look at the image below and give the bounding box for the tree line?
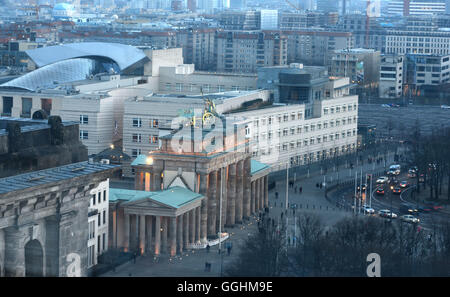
[226,214,450,277]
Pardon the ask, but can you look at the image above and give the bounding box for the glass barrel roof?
[0,58,119,91]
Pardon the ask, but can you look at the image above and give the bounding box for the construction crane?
[285,0,301,11]
[365,0,371,48]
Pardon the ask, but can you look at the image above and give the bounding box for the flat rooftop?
[0,116,78,136]
[0,161,118,195]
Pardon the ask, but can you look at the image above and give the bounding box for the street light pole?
[285,162,289,211]
[219,168,223,277]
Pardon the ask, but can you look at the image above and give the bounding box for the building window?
[165,83,171,90]
[98,214,101,227]
[133,118,142,127]
[150,135,159,144]
[21,97,32,117]
[92,194,96,205]
[176,83,183,91]
[98,235,101,254]
[98,192,101,204]
[79,130,88,140]
[41,98,52,115]
[102,233,106,252]
[132,133,142,143]
[132,149,141,158]
[103,210,106,224]
[103,190,106,202]
[2,96,13,116]
[80,115,88,125]
[152,119,159,128]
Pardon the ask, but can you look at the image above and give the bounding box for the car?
[441,105,450,109]
[290,203,298,209]
[363,205,375,214]
[389,103,400,108]
[381,104,391,108]
[399,204,419,215]
[379,209,397,219]
[399,181,409,188]
[376,187,385,195]
[419,174,425,182]
[400,215,420,224]
[408,171,416,178]
[376,176,389,184]
[357,183,367,191]
[392,186,402,194]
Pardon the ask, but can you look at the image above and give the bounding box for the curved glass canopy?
[0,58,120,91]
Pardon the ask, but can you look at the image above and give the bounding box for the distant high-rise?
[230,0,245,9]
[260,9,278,30]
[187,0,196,11]
[317,0,349,15]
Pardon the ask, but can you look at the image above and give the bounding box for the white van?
[388,164,401,175]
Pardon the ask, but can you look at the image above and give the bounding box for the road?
[358,104,450,138]
[334,170,449,230]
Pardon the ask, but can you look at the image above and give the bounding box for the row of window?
[254,118,357,137]
[165,83,252,93]
[2,96,52,117]
[254,130,356,147]
[323,104,357,115]
[132,134,159,144]
[252,143,356,158]
[90,190,107,206]
[133,118,159,128]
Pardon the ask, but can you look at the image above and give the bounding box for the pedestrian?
[299,186,302,193]
[275,192,279,199]
[227,246,231,255]
[281,212,284,219]
[206,244,210,253]
[133,252,137,264]
[320,183,323,189]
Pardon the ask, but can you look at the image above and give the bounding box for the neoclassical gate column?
[199,173,208,243]
[177,215,183,254]
[161,217,168,254]
[139,215,146,255]
[183,212,189,250]
[146,215,153,254]
[255,179,260,211]
[259,177,264,211]
[130,214,137,251]
[195,207,201,243]
[235,161,244,224]
[207,170,217,237]
[243,158,251,219]
[169,217,177,257]
[189,209,195,245]
[264,176,269,208]
[124,213,130,252]
[154,216,161,256]
[226,163,236,227]
[251,181,256,214]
